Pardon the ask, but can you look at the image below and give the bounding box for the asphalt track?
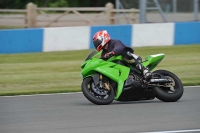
[0,86,200,133]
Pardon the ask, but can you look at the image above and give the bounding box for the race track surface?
[0,87,200,133]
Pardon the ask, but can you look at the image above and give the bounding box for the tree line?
[0,0,116,9]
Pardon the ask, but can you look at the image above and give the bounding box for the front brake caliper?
[104,83,110,91]
[100,74,110,91]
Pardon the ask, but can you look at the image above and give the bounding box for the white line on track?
[1,86,199,98]
[141,129,200,133]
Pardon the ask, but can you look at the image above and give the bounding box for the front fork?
[92,73,111,91]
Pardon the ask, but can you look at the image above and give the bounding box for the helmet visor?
[93,39,102,50]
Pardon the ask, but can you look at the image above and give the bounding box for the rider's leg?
[125,52,152,81]
[135,63,152,81]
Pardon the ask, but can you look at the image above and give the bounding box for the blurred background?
[0,0,199,28]
[0,0,200,96]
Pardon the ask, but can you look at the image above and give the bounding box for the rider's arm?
[111,40,125,55]
[101,40,125,59]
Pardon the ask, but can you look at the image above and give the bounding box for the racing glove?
[104,51,115,59]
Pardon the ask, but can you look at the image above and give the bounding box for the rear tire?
[152,70,184,102]
[82,77,114,105]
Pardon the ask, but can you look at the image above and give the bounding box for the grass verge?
[0,45,200,96]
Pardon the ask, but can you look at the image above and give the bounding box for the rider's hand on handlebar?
[104,51,115,59]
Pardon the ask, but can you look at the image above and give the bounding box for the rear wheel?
[82,77,114,105]
[152,70,184,102]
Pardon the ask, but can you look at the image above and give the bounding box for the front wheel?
[82,77,115,105]
[152,70,184,102]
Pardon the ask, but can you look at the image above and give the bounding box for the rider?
[92,30,152,84]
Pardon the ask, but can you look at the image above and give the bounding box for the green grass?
[0,45,200,96]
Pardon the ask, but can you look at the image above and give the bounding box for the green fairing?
[81,51,165,100]
[81,56,129,99]
[142,53,165,71]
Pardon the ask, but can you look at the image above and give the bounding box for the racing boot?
[136,63,152,81]
[143,68,152,81]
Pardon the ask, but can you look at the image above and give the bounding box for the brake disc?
[91,83,108,96]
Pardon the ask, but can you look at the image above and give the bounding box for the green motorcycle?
[81,50,184,105]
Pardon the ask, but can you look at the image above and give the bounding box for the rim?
[87,80,111,100]
[158,76,179,94]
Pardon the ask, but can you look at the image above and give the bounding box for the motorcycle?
[81,49,184,105]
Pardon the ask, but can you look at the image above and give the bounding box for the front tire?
[152,70,184,102]
[82,77,115,105]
